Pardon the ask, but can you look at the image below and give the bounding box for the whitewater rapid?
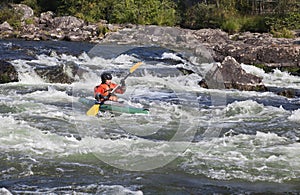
[0,40,300,194]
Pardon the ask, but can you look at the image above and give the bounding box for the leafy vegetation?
[0,4,22,29]
[0,0,299,36]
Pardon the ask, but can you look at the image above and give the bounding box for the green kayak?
[79,97,149,114]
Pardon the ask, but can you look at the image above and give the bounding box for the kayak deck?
[79,97,149,114]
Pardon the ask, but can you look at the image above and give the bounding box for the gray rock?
[52,16,84,30]
[0,61,19,84]
[11,4,34,21]
[202,56,266,91]
[39,11,54,27]
[33,61,86,84]
[212,32,300,68]
[0,21,13,31]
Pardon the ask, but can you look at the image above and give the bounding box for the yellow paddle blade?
[86,104,99,116]
[129,62,142,73]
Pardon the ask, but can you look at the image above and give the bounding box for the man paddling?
[94,72,126,103]
[86,62,142,116]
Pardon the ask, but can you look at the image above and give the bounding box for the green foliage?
[181,3,222,29]
[21,0,40,14]
[241,16,268,33]
[1,0,299,33]
[265,11,299,38]
[179,0,299,32]
[0,5,22,29]
[110,0,177,26]
[97,24,109,36]
[265,12,300,31]
[271,27,295,38]
[221,18,241,34]
[24,18,34,25]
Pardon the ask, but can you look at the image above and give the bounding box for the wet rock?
[33,61,87,84]
[0,61,19,84]
[277,89,295,98]
[202,56,267,91]
[34,64,75,84]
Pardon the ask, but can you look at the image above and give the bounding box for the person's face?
[105,79,111,84]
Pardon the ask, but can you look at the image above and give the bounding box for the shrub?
[241,16,268,33]
[221,18,241,34]
[271,27,295,38]
[0,5,22,29]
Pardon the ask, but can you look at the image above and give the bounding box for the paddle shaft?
[111,62,142,94]
[110,73,129,94]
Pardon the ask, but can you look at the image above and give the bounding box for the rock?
[34,64,74,84]
[0,60,19,84]
[193,28,229,44]
[202,56,267,91]
[277,89,295,98]
[212,32,300,68]
[0,21,13,31]
[52,16,84,30]
[11,4,34,21]
[33,61,86,84]
[0,3,299,87]
[39,11,54,27]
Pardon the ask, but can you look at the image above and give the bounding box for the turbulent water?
[0,39,300,194]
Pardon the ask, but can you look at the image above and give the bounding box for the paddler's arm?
[113,80,126,94]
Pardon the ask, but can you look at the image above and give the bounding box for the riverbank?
[0,4,300,96]
[1,4,299,72]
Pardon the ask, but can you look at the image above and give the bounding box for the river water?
[0,39,300,194]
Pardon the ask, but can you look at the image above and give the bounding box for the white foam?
[162,52,183,61]
[0,188,13,195]
[242,64,300,88]
[11,59,45,84]
[225,100,264,116]
[180,131,299,182]
[288,109,300,122]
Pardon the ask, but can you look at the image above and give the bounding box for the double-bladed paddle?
[86,62,143,116]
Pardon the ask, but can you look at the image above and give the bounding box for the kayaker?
[94,72,126,103]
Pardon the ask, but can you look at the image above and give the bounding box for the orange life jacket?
[94,83,125,98]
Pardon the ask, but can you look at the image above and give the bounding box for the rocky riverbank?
[0,4,299,97]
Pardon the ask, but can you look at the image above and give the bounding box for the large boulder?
[52,16,85,30]
[33,61,86,84]
[201,56,266,91]
[11,4,34,21]
[0,61,19,84]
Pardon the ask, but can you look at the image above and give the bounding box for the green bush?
[241,16,268,33]
[265,12,300,32]
[0,5,22,29]
[21,0,40,15]
[271,27,295,38]
[221,19,241,34]
[97,24,109,36]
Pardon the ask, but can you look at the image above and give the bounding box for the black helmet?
[101,72,112,83]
